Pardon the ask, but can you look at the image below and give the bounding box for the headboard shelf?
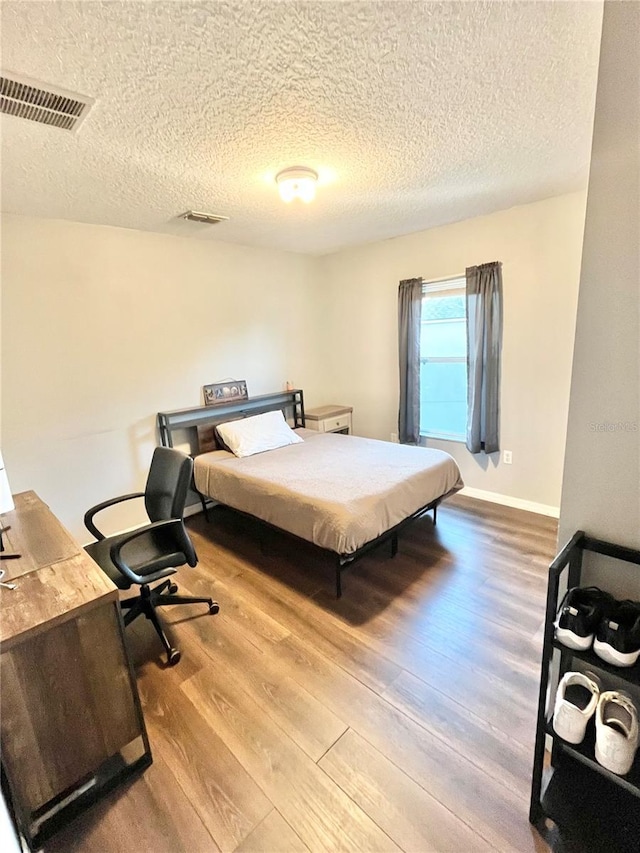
[158,389,305,450]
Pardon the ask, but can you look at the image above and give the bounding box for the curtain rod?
[422,262,501,285]
[421,273,464,286]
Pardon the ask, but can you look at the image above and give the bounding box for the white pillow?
[216,410,303,458]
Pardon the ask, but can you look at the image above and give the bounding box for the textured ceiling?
[1,1,602,255]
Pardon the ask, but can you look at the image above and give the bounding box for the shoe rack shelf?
[551,638,640,687]
[543,722,640,798]
[529,531,640,841]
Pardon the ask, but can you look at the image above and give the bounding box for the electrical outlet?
[503,450,512,464]
[390,433,399,443]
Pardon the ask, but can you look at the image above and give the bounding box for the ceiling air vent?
[0,72,94,132]
[182,210,229,225]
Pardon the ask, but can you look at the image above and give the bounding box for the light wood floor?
[47,495,558,852]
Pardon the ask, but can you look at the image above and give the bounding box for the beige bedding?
[193,429,463,555]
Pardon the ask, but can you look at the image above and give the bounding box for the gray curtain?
[398,278,423,444]
[466,262,503,454]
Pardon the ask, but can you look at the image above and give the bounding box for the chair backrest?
[144,447,193,523]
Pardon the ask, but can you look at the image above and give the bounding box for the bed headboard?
[157,389,305,455]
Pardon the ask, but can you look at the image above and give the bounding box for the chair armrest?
[84,493,145,540]
[110,518,185,585]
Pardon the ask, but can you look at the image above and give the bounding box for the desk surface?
[0,491,117,650]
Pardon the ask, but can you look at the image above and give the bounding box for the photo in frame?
[203,380,248,406]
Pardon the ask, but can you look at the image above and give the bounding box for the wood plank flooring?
[46,495,558,852]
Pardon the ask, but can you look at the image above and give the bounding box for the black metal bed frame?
[333,498,440,596]
[157,389,306,449]
[204,495,440,597]
[157,389,443,597]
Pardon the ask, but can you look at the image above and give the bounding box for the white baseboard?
[458,486,560,518]
[185,501,204,518]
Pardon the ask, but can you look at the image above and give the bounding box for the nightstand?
[305,405,353,435]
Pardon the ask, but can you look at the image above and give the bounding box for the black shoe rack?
[529,531,640,850]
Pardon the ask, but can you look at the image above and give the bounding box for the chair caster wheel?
[167,648,181,666]
[209,602,220,615]
[168,583,178,594]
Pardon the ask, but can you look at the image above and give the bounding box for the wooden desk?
[0,492,151,849]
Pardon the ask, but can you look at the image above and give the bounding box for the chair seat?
[85,527,187,589]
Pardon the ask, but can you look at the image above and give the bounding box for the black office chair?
[84,446,218,665]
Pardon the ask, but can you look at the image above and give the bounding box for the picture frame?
[203,380,248,406]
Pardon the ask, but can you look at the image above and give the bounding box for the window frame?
[419,275,467,443]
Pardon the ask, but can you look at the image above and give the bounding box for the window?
[420,277,467,441]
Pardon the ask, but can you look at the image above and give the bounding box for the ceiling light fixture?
[275,167,318,203]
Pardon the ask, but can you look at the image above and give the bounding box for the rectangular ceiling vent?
[182,210,229,225]
[0,72,94,132]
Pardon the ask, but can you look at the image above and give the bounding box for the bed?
[158,391,463,596]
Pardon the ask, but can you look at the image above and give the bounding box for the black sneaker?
[555,586,615,651]
[594,600,640,668]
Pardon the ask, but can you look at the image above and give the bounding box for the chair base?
[121,579,219,665]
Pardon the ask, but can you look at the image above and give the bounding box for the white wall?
[1,190,590,538]
[0,215,324,540]
[558,2,639,594]
[318,192,587,513]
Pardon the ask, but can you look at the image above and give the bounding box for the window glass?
[420,282,467,441]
